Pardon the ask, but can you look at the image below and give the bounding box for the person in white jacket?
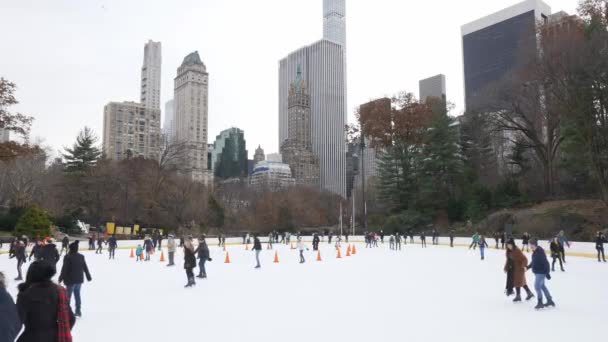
[297,238,308,264]
[167,234,177,266]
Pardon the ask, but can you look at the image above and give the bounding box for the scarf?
[56,284,73,342]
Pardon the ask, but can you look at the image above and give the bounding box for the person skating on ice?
[252,235,262,269]
[380,230,385,244]
[297,237,308,263]
[59,241,92,317]
[550,237,565,271]
[494,231,500,249]
[0,272,21,342]
[183,237,196,287]
[312,233,320,251]
[522,232,531,252]
[88,235,95,250]
[143,236,154,261]
[500,232,506,250]
[527,238,555,309]
[95,236,104,254]
[195,235,211,279]
[108,234,117,260]
[39,238,60,266]
[557,230,570,263]
[60,236,69,256]
[167,234,177,266]
[479,235,489,260]
[9,240,27,281]
[409,230,414,244]
[505,239,534,302]
[449,231,455,248]
[389,235,395,250]
[469,232,479,250]
[136,244,143,261]
[595,231,607,262]
[396,233,402,250]
[420,231,427,248]
[28,239,42,262]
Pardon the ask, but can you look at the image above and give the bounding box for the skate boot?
[512,295,522,302]
[525,291,535,301]
[75,309,82,317]
[545,299,555,308]
[561,267,565,272]
[197,274,204,278]
[14,276,22,281]
[534,300,544,310]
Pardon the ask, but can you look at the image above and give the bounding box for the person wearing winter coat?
[59,241,92,317]
[379,230,385,244]
[136,245,144,262]
[0,272,21,342]
[420,231,427,248]
[195,236,211,278]
[167,234,177,266]
[505,240,534,302]
[95,236,105,254]
[312,234,320,251]
[469,233,480,250]
[252,235,262,268]
[143,236,154,261]
[550,238,565,271]
[28,240,42,262]
[183,238,197,287]
[479,235,489,260]
[157,233,163,251]
[528,238,555,309]
[389,235,395,250]
[557,230,570,263]
[10,241,27,281]
[16,260,76,342]
[449,231,455,248]
[296,238,308,263]
[395,234,402,251]
[88,236,95,250]
[595,231,606,262]
[39,239,60,266]
[107,235,118,259]
[60,236,69,256]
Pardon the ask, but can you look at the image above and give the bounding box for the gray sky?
[1,0,578,158]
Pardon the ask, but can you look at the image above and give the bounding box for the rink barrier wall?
[0,236,602,259]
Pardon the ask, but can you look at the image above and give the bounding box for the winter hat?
[25,261,56,283]
[69,240,79,253]
[529,238,539,246]
[507,238,516,247]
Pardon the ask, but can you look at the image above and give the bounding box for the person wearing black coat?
[528,239,555,310]
[195,237,211,279]
[0,272,21,342]
[39,241,60,265]
[596,231,607,262]
[10,241,27,281]
[252,235,262,269]
[28,240,42,261]
[550,238,565,272]
[108,235,118,259]
[420,232,427,248]
[16,261,75,342]
[59,241,92,317]
[183,238,196,287]
[60,236,69,256]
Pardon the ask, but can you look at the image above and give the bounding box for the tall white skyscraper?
[163,99,174,144]
[174,51,212,185]
[323,0,346,47]
[140,40,162,110]
[279,1,347,196]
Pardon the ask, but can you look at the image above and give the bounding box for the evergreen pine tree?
[62,127,101,173]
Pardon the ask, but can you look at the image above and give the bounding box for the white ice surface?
[1,241,606,342]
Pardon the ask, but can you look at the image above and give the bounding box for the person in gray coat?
[196,236,211,278]
[0,272,21,342]
[167,234,177,266]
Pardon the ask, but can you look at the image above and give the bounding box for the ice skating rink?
[1,240,606,342]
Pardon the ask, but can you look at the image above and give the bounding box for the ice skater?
[380,230,385,244]
[550,237,565,272]
[449,231,455,248]
[389,235,395,250]
[136,244,143,261]
[595,231,606,262]
[420,231,426,248]
[9,240,27,281]
[108,234,117,259]
[60,235,70,256]
[184,237,196,287]
[297,237,308,263]
[396,234,402,251]
[252,234,262,269]
[312,234,320,251]
[522,232,531,252]
[28,240,42,261]
[167,234,176,266]
[267,233,273,250]
[528,238,555,309]
[143,236,154,261]
[409,230,414,244]
[95,236,104,254]
[479,235,488,260]
[196,236,211,278]
[505,239,534,302]
[59,241,92,317]
[557,230,570,263]
[469,232,479,250]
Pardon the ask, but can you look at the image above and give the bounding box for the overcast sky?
[1,0,578,158]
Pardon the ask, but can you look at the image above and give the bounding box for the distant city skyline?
[0,0,578,159]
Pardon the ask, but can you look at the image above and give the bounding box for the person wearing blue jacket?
[107,235,118,260]
[143,236,154,261]
[479,235,489,260]
[527,238,555,310]
[195,236,211,279]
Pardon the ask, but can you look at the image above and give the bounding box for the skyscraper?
[211,127,248,179]
[102,101,161,161]
[253,145,265,165]
[173,51,212,185]
[419,74,446,104]
[323,0,346,47]
[163,99,174,144]
[281,67,320,187]
[140,40,162,110]
[279,1,347,196]
[461,0,551,111]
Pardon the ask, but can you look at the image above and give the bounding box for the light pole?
[360,137,367,231]
[125,149,132,225]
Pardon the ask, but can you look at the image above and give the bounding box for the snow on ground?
[1,240,606,342]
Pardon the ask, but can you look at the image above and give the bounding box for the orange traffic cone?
[245,244,249,251]
[316,251,322,261]
[130,248,134,258]
[159,251,165,262]
[223,244,226,252]
[225,252,231,263]
[150,248,155,255]
[352,245,357,255]
[273,250,279,263]
[346,245,351,257]
[336,248,342,259]
[291,243,295,250]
